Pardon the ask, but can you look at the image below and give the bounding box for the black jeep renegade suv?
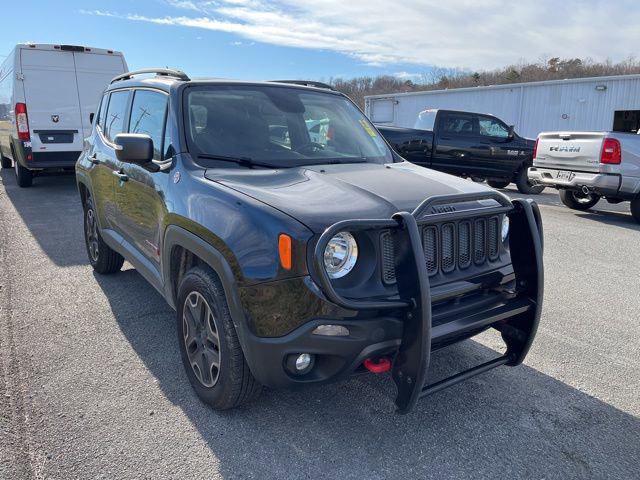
[76,69,544,413]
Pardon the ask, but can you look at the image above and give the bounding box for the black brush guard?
[313,192,544,414]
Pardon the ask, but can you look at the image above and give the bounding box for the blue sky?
[2,1,638,82]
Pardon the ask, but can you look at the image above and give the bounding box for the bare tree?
[330,57,640,108]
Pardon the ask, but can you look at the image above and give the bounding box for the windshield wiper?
[197,154,276,169]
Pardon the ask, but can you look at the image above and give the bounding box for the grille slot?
[380,231,396,284]
[423,226,438,276]
[379,214,503,283]
[474,218,486,264]
[488,217,499,260]
[458,221,471,269]
[441,223,455,273]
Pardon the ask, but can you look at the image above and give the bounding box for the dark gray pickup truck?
[376,109,544,194]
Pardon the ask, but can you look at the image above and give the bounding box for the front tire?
[177,267,261,410]
[515,167,545,194]
[487,179,510,189]
[83,196,124,273]
[630,198,640,223]
[14,161,33,188]
[559,189,601,211]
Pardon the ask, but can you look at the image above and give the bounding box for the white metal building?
[364,74,640,139]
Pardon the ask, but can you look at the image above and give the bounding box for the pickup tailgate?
[534,132,605,173]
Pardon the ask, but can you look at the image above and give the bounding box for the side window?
[441,113,476,136]
[478,116,510,138]
[104,90,130,143]
[128,90,168,161]
[96,93,108,128]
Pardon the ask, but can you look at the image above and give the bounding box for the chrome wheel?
[85,207,99,262]
[183,291,221,387]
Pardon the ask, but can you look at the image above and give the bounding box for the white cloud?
[83,0,640,70]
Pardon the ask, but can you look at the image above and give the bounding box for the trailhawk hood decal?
[205,162,497,232]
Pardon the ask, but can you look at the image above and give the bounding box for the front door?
[476,114,522,177]
[113,89,170,270]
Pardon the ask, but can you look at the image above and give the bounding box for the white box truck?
[0,44,127,187]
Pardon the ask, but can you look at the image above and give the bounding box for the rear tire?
[83,196,124,274]
[630,199,640,223]
[14,161,33,188]
[559,189,601,211]
[0,152,10,169]
[515,167,545,194]
[177,267,261,410]
[487,179,510,189]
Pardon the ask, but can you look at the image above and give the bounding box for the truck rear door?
[20,48,84,154]
[73,51,127,140]
[432,111,484,176]
[535,132,606,173]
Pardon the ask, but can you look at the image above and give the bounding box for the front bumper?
[245,192,544,414]
[528,167,621,196]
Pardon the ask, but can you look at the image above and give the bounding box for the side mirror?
[114,133,154,165]
[89,112,95,124]
[507,125,515,139]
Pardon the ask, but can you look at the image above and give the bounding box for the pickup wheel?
[630,199,640,223]
[14,161,33,188]
[487,179,510,189]
[515,167,545,194]
[559,189,600,211]
[177,267,261,410]
[83,196,124,273]
[0,152,11,169]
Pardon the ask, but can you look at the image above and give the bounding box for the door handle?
[112,170,128,182]
[89,153,100,165]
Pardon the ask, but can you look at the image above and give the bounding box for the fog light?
[295,353,313,372]
[312,325,350,336]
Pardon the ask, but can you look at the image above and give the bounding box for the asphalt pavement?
[1,170,639,480]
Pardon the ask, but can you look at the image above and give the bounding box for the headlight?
[323,232,358,279]
[501,216,510,242]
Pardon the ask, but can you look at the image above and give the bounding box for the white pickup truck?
[528,131,640,222]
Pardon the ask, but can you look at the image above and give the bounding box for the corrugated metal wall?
[365,75,640,139]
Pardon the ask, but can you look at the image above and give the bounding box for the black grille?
[381,215,503,284]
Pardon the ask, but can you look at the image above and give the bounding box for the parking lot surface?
[1,171,639,480]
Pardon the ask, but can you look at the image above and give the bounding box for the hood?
[204,162,498,232]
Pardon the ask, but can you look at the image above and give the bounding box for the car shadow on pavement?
[92,267,640,479]
[1,169,85,267]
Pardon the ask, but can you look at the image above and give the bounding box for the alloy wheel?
[183,291,221,387]
[85,207,100,262]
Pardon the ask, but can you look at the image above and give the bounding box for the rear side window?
[128,90,168,161]
[96,94,108,128]
[441,113,476,136]
[104,90,130,143]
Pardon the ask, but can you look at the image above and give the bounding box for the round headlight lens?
[323,232,358,279]
[501,216,510,242]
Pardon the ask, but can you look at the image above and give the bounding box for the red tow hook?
[363,357,392,374]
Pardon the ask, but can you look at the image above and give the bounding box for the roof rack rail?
[269,80,337,91]
[111,68,190,84]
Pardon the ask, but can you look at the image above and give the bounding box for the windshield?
[185,85,394,167]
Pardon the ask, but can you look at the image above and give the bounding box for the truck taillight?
[600,138,621,164]
[15,103,30,141]
[533,138,539,160]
